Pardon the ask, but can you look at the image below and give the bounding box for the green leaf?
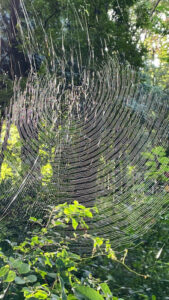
[31,236,39,244]
[75,286,104,300]
[84,210,93,218]
[15,276,26,285]
[69,253,80,260]
[32,290,49,299]
[152,146,166,156]
[47,272,57,279]
[59,276,67,300]
[21,287,31,297]
[158,157,169,164]
[53,221,63,226]
[10,259,22,269]
[51,295,60,300]
[100,283,112,297]
[17,263,30,274]
[30,217,37,222]
[4,270,16,282]
[72,218,78,230]
[0,265,9,277]
[67,295,78,300]
[25,275,37,283]
[93,237,103,248]
[44,256,52,267]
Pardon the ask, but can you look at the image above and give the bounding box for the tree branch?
[151,0,162,17]
[44,7,60,29]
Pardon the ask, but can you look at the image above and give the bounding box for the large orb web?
[0,0,169,252]
[0,60,168,250]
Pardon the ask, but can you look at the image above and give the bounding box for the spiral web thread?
[0,0,169,249]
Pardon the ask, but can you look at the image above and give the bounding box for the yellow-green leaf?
[4,270,16,282]
[72,218,78,230]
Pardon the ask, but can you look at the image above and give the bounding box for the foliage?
[14,0,147,68]
[0,138,168,300]
[0,207,168,300]
[93,145,169,299]
[0,122,22,182]
[86,210,169,300]
[142,146,169,182]
[0,198,155,300]
[1,0,169,110]
[0,201,122,299]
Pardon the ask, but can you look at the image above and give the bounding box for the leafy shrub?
[0,201,122,300]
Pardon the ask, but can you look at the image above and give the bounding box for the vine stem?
[46,207,56,229]
[2,282,11,299]
[80,254,149,279]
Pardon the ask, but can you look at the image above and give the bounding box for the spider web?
[0,0,168,250]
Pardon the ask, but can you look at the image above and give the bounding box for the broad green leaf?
[0,265,9,277]
[4,270,16,282]
[47,272,57,279]
[17,263,30,274]
[21,287,30,292]
[25,275,37,283]
[100,283,112,297]
[15,276,26,284]
[75,286,104,300]
[10,259,22,269]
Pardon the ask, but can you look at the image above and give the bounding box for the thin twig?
[3,282,11,299]
[151,0,162,17]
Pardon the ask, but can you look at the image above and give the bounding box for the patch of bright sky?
[108,9,117,21]
[160,13,167,21]
[108,7,168,68]
[153,54,160,67]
